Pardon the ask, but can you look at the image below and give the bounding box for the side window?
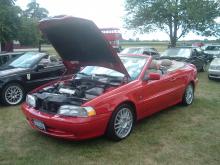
[48,56,63,66]
[38,58,50,68]
[143,51,151,55]
[206,46,215,50]
[49,56,58,62]
[39,56,63,68]
[151,52,158,56]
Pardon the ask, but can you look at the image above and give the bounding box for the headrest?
[161,59,172,66]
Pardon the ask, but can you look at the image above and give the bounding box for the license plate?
[33,119,46,131]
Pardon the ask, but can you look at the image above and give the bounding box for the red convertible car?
[21,16,198,141]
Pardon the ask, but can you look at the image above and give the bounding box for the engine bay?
[32,76,125,114]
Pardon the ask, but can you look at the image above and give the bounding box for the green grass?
[0,73,220,165]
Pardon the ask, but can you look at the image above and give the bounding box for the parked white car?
[208,58,220,80]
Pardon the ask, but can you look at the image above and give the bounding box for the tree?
[124,0,220,47]
[24,0,48,21]
[17,17,40,46]
[0,0,21,51]
[17,0,49,47]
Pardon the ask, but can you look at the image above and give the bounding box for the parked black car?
[160,47,207,72]
[0,52,24,66]
[0,52,68,105]
[202,45,220,61]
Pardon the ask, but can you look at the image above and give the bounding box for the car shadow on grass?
[0,103,22,110]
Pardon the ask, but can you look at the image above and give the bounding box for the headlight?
[58,105,96,117]
[26,95,36,108]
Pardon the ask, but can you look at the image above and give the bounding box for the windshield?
[8,52,42,68]
[79,56,147,80]
[121,48,144,54]
[161,48,191,58]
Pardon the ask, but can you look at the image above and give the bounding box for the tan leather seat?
[161,59,172,67]
[148,60,162,74]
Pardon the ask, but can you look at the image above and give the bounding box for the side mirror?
[149,72,160,80]
[144,72,161,81]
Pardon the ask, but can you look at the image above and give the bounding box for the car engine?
[32,76,124,114]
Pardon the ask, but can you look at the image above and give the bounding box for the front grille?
[36,98,60,114]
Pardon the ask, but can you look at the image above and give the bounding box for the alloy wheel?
[185,85,194,105]
[4,85,23,105]
[114,107,133,139]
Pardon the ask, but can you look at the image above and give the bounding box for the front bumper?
[208,70,220,79]
[21,103,111,140]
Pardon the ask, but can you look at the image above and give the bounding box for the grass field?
[0,73,220,165]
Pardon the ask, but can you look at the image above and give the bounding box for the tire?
[1,83,25,105]
[182,84,194,106]
[106,104,135,141]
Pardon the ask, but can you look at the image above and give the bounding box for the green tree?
[18,17,40,46]
[17,0,49,47]
[24,0,48,20]
[0,0,21,51]
[124,0,220,47]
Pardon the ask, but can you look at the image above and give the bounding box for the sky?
[16,0,218,41]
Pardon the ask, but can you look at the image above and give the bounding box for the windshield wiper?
[160,56,171,59]
[77,72,90,76]
[160,56,187,60]
[94,74,120,78]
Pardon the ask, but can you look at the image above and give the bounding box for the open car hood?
[39,16,129,77]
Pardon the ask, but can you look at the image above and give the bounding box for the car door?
[26,59,66,88]
[137,69,185,118]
